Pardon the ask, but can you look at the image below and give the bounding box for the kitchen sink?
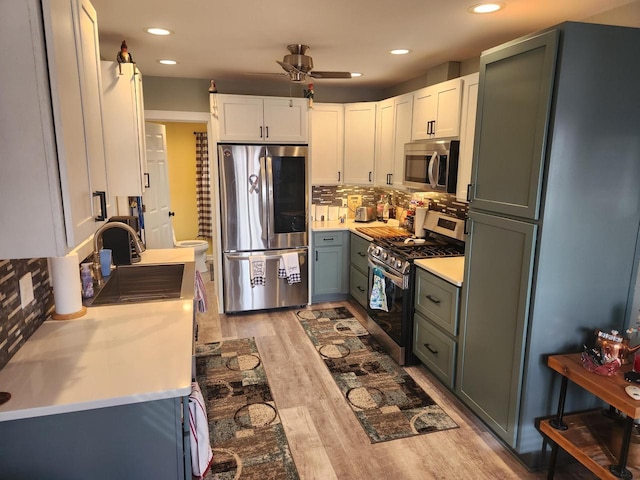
[89,263,186,306]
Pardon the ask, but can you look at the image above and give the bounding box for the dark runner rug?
[195,338,299,480]
[296,306,458,443]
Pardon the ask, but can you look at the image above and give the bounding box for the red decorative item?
[581,351,621,376]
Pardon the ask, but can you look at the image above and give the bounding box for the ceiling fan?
[275,44,352,82]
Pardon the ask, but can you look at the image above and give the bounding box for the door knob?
[168,211,175,217]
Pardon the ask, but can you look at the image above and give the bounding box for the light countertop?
[312,219,407,241]
[0,248,195,422]
[415,256,465,287]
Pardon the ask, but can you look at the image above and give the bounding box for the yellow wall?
[157,122,207,243]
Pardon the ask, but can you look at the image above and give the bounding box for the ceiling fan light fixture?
[350,72,362,77]
[389,49,411,55]
[146,27,173,36]
[157,59,178,65]
[468,2,505,14]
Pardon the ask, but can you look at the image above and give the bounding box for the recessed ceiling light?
[389,49,411,55]
[146,27,173,36]
[468,3,505,14]
[350,72,362,77]
[157,59,177,65]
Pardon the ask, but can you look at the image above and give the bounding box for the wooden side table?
[539,353,640,479]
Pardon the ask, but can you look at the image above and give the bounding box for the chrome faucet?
[93,222,146,283]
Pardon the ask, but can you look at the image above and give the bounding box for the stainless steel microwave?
[403,140,459,193]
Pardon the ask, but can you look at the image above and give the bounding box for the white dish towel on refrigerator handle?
[278,252,301,284]
[249,255,266,287]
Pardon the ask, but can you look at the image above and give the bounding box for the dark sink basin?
[90,263,185,306]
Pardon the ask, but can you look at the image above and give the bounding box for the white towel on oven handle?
[189,381,213,478]
[369,267,389,312]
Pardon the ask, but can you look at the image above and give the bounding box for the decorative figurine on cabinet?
[304,83,314,108]
[116,40,134,74]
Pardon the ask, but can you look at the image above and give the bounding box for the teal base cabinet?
[0,397,191,479]
[413,267,460,389]
[349,233,370,308]
[312,230,349,303]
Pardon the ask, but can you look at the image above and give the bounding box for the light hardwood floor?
[196,279,596,479]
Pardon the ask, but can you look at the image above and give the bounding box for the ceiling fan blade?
[309,71,352,79]
[276,60,298,73]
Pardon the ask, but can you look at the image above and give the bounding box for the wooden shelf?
[539,411,640,479]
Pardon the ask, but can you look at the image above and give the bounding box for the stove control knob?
[396,260,403,269]
[373,247,381,256]
[382,252,388,260]
[389,256,396,265]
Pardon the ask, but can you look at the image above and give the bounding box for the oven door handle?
[368,259,405,289]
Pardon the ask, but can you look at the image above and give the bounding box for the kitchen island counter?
[0,248,195,422]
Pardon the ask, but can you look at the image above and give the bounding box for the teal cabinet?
[413,267,460,389]
[312,231,349,302]
[457,212,536,447]
[349,233,370,308]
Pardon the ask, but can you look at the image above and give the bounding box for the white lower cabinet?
[413,267,460,389]
[0,0,109,259]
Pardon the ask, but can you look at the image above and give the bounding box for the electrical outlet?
[20,273,34,309]
[342,198,347,207]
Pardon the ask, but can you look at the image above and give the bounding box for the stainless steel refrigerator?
[218,144,308,313]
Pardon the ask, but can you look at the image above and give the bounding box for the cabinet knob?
[168,211,175,217]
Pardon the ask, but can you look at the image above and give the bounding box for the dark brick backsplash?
[0,258,53,370]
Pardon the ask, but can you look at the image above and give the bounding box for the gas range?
[367,211,466,275]
[368,237,464,274]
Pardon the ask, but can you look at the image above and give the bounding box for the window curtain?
[194,132,212,238]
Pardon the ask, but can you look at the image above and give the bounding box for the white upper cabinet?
[344,103,377,185]
[101,61,147,197]
[412,78,462,140]
[457,72,480,202]
[310,103,344,185]
[0,0,109,259]
[392,93,413,187]
[375,93,413,187]
[216,94,308,143]
[374,99,395,186]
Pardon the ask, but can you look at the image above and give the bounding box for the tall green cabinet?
[458,22,640,467]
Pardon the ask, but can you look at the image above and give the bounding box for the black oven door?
[366,259,413,351]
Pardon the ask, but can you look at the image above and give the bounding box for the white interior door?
[142,122,173,248]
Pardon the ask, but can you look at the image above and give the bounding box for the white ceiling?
[91,0,639,88]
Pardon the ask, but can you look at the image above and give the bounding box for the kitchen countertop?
[0,248,195,422]
[415,256,465,287]
[312,219,408,241]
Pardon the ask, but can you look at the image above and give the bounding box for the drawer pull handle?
[424,343,438,355]
[426,294,440,305]
[357,286,366,292]
[323,237,335,241]
[357,252,366,257]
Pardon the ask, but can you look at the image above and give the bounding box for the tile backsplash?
[311,185,469,220]
[0,259,53,370]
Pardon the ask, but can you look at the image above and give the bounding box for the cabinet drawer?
[414,267,460,336]
[350,233,369,272]
[313,231,344,247]
[350,265,368,308]
[413,312,456,389]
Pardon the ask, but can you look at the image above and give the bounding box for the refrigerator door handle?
[259,155,269,242]
[265,153,275,243]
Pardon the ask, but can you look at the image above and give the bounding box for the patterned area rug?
[297,306,458,443]
[195,338,299,480]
